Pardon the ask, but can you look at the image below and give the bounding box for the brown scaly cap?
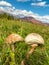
[6,33,23,44]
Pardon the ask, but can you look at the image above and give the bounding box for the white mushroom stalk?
[21,44,38,65]
[5,33,23,65]
[27,44,38,56]
[25,33,44,58]
[21,60,25,65]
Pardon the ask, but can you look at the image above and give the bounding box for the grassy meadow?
[0,14,49,65]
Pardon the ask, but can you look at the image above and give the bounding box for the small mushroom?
[25,33,44,58]
[5,33,23,65]
[6,33,23,51]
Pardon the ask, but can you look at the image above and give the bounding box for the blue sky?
[5,0,49,16]
[0,0,49,23]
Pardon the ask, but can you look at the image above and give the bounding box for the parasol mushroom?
[25,33,44,58]
[5,33,23,65]
[6,33,23,51]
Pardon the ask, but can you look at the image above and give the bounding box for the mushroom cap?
[6,33,23,44]
[25,33,44,45]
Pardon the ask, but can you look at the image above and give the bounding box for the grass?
[0,14,49,65]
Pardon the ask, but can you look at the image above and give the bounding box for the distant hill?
[0,13,49,26]
[20,17,42,24]
[20,17,49,26]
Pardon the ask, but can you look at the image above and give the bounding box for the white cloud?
[0,1,12,6]
[37,0,42,1]
[33,15,49,23]
[0,5,49,23]
[16,0,30,2]
[31,1,49,6]
[0,7,6,13]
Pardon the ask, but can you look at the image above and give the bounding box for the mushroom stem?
[27,44,38,58]
[10,44,16,65]
[10,44,15,52]
[21,60,25,65]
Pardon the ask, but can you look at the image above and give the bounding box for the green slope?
[0,14,49,65]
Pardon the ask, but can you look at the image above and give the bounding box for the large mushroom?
[5,33,23,65]
[25,33,44,58]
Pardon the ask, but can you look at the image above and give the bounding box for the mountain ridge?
[19,17,49,26]
[0,12,49,26]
